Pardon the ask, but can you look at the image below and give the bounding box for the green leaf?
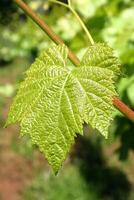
[6,43,120,173]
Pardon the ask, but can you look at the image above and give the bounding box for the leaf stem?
[68,0,71,6]
[13,0,134,122]
[50,0,69,8]
[69,6,94,45]
[50,0,94,45]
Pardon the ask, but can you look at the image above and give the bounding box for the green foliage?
[72,0,107,18]
[0,84,14,97]
[0,19,49,61]
[102,7,134,64]
[6,43,120,173]
[0,0,17,25]
[23,166,99,200]
[0,0,51,61]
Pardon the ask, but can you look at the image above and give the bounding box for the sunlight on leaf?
[6,44,120,173]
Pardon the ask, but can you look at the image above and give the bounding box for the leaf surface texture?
[6,44,120,173]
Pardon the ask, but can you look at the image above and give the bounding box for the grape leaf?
[6,43,120,173]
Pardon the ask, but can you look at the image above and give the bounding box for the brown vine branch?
[14,0,134,122]
[113,97,134,122]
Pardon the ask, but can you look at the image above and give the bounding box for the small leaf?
[6,43,120,173]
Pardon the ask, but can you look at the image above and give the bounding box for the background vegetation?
[0,0,134,199]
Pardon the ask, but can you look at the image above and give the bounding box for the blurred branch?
[13,0,134,122]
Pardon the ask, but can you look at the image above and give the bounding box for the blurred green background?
[0,0,134,199]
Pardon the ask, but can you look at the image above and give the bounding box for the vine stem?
[13,0,134,122]
[50,0,94,45]
[113,97,134,122]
